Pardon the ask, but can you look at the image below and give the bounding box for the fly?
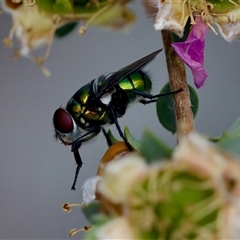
[53,49,182,190]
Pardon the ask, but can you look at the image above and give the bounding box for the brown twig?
[161,30,194,140]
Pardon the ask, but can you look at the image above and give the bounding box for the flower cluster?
[143,0,240,88]
[1,0,135,75]
[83,133,240,239]
[143,0,240,41]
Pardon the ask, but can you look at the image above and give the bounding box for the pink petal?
[171,17,208,88]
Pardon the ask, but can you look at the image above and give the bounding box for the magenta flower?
[171,17,208,88]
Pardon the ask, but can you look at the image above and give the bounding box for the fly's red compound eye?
[53,108,74,133]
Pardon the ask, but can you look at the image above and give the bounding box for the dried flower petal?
[172,17,208,88]
[216,20,240,42]
[212,3,240,41]
[214,6,240,42]
[82,176,102,204]
[142,0,190,37]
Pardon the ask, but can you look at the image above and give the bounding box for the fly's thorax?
[72,82,92,105]
[67,93,110,129]
[81,106,109,126]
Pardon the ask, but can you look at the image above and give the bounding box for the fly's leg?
[70,128,100,190]
[139,99,157,104]
[71,148,83,190]
[131,88,183,105]
[110,108,133,151]
[102,128,113,147]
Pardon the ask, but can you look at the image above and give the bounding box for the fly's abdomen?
[118,70,152,102]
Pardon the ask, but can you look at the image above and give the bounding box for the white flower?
[96,217,134,240]
[97,153,147,203]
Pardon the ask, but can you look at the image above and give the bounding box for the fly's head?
[53,108,83,146]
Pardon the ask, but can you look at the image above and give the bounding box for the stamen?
[79,26,87,35]
[229,14,236,23]
[13,50,21,59]
[26,0,35,6]
[207,22,218,35]
[228,0,239,6]
[34,57,51,77]
[187,0,196,24]
[78,4,112,35]
[69,226,92,237]
[3,38,13,47]
[52,14,61,25]
[206,2,214,10]
[62,203,84,212]
[40,66,51,77]
[86,0,100,8]
[180,0,187,24]
[62,3,112,35]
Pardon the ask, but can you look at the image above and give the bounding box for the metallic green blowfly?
[53,49,181,190]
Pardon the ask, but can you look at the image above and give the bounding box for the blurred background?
[0,1,240,239]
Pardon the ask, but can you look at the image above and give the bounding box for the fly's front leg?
[71,141,83,190]
[70,128,100,190]
[71,148,83,190]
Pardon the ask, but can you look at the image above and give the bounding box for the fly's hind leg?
[109,108,133,151]
[132,88,183,105]
[102,128,114,147]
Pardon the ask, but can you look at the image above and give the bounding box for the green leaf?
[81,201,101,224]
[53,0,72,14]
[84,227,98,240]
[55,22,78,38]
[82,202,110,225]
[156,83,198,133]
[106,129,120,145]
[124,126,141,151]
[216,117,240,158]
[221,117,240,140]
[140,129,172,163]
[217,137,240,158]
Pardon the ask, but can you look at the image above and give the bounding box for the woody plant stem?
[161,30,194,140]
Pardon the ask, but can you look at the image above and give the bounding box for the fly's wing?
[96,49,163,98]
